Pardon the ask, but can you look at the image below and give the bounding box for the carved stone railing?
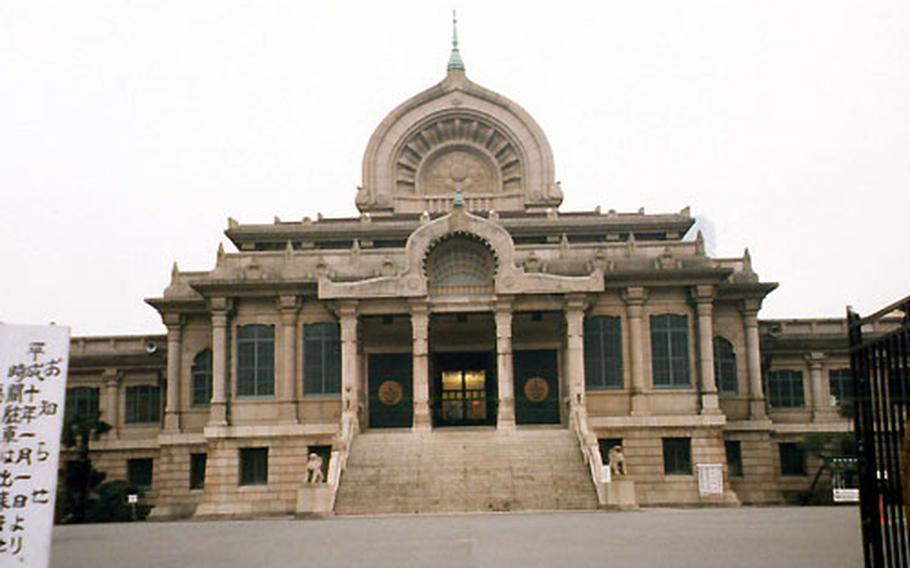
[327,411,358,508]
[568,403,608,506]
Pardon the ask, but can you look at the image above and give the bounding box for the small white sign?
[0,324,70,567]
[833,488,860,503]
[600,465,612,484]
[697,464,724,496]
[127,494,138,504]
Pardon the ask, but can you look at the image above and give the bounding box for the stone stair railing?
[297,410,358,516]
[569,403,608,506]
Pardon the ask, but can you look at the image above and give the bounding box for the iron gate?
[850,295,910,567]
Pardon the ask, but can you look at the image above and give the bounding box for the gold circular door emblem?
[378,380,404,406]
[524,377,550,403]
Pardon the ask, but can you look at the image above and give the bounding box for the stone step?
[335,427,599,515]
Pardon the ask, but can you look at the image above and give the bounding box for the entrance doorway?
[368,353,413,428]
[514,349,560,424]
[432,351,496,427]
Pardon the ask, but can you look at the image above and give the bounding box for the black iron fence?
[850,295,910,567]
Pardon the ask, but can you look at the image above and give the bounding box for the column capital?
[102,368,123,386]
[338,300,359,321]
[276,295,300,313]
[805,352,827,368]
[162,313,185,328]
[494,295,514,314]
[739,298,762,317]
[691,284,715,304]
[408,300,429,316]
[564,293,588,313]
[211,312,229,328]
[208,296,233,313]
[621,286,648,306]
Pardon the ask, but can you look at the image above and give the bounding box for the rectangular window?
[304,323,341,395]
[714,337,738,394]
[191,349,213,407]
[127,458,153,491]
[125,385,161,424]
[190,453,207,490]
[829,369,852,406]
[725,440,743,477]
[65,387,100,421]
[663,438,692,475]
[239,448,268,486]
[779,443,807,476]
[766,370,805,408]
[584,316,624,389]
[237,325,275,397]
[651,315,691,388]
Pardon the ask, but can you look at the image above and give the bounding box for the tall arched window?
[192,349,213,407]
[713,337,738,394]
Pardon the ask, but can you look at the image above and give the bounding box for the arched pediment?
[317,205,604,300]
[356,70,562,215]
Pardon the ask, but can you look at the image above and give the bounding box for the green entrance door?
[368,353,413,428]
[432,351,496,427]
[514,349,560,424]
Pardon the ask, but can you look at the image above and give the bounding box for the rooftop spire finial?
[447,10,465,72]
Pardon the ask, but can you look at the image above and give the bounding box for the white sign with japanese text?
[696,464,724,496]
[0,324,70,567]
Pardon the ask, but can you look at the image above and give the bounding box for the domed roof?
[356,37,561,216]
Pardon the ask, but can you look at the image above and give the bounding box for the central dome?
[356,56,561,215]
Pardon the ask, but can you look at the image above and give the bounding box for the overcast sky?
[1,1,908,336]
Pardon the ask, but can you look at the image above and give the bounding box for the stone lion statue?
[607,445,626,477]
[305,452,324,484]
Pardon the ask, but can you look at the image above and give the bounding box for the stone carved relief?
[419,148,498,195]
[395,115,521,197]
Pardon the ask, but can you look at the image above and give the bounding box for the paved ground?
[51,506,862,568]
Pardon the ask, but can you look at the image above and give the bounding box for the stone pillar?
[495,298,516,430]
[208,303,230,426]
[163,314,184,432]
[102,368,120,439]
[278,296,300,423]
[411,302,431,431]
[741,300,766,419]
[623,287,648,415]
[694,286,720,414]
[807,352,835,420]
[339,302,360,423]
[565,295,587,411]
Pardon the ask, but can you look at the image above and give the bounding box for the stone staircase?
[334,427,599,515]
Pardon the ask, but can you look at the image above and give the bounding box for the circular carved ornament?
[523,377,550,403]
[378,380,404,406]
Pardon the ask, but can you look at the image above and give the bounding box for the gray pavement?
[51,506,862,568]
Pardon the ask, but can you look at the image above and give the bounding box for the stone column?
[807,352,835,420]
[694,286,720,414]
[565,295,587,411]
[411,302,431,431]
[163,314,184,432]
[208,302,230,426]
[623,287,648,415]
[495,298,516,430]
[102,368,120,439]
[277,296,300,423]
[339,302,360,423]
[741,300,766,419]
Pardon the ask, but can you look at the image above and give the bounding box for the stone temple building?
[64,36,856,518]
